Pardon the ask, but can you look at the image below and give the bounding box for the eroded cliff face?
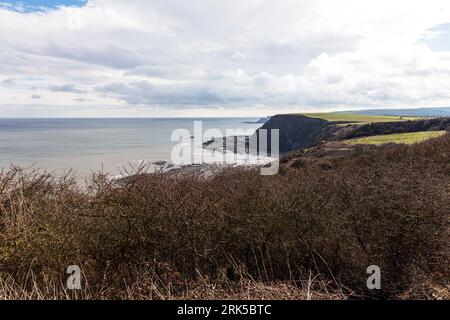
[258,115,331,153]
[259,114,450,153]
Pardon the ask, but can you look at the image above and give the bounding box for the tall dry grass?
[0,134,449,300]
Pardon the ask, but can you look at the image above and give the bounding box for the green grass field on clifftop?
[343,131,446,145]
[296,113,422,124]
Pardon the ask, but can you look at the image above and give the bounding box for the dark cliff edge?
[260,114,450,153]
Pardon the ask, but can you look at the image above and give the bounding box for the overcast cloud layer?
[1,0,450,117]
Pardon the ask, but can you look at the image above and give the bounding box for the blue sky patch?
[0,0,87,12]
[424,23,450,52]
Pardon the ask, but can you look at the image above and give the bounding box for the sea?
[0,118,262,181]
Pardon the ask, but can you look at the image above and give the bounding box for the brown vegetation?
[0,134,449,300]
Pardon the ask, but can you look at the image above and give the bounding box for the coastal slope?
[260,113,450,153]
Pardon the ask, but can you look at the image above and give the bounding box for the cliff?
[259,115,330,153]
[259,114,450,153]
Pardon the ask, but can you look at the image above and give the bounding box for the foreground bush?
[0,135,449,300]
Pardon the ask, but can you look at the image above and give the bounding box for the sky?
[1,0,450,117]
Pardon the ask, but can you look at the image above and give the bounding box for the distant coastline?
[242,116,271,124]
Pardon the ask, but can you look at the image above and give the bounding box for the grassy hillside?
[344,131,446,145]
[338,107,450,117]
[297,113,421,124]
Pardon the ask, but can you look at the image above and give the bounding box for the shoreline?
[113,134,275,185]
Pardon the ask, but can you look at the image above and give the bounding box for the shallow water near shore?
[0,117,261,181]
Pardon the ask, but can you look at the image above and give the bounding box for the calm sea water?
[0,118,261,179]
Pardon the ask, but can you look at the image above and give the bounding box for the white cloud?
[1,0,450,117]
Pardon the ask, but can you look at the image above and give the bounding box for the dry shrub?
[0,135,449,300]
